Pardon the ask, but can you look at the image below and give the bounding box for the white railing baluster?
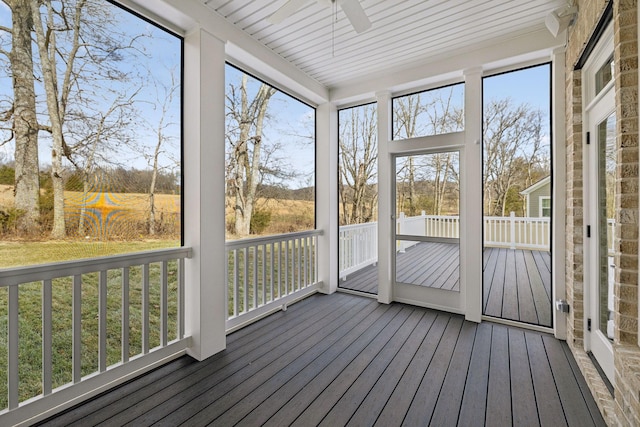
[243,247,249,314]
[142,264,150,355]
[284,241,289,295]
[179,258,185,339]
[261,245,266,306]
[73,275,82,384]
[99,271,108,372]
[43,279,52,396]
[8,285,18,410]
[122,266,130,363]
[252,246,258,310]
[225,230,322,325]
[270,242,275,302]
[0,247,191,419]
[233,249,239,317]
[161,261,168,347]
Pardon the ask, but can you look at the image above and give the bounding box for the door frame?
[582,22,615,383]
[388,134,467,315]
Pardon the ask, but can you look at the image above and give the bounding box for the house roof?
[520,175,551,195]
[200,0,566,93]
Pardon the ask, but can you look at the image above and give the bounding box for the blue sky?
[483,64,551,114]
[0,1,181,174]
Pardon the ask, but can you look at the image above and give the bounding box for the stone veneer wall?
[565,1,640,425]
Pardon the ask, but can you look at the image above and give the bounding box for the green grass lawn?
[0,240,181,410]
[0,238,317,410]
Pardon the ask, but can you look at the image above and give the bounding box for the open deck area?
[39,292,603,426]
[340,246,552,327]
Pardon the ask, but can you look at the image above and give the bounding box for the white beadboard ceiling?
[202,0,567,88]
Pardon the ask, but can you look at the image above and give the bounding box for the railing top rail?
[0,247,192,287]
[225,229,323,250]
[338,222,378,231]
[483,216,550,222]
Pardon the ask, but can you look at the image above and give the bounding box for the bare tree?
[393,87,463,215]
[1,0,40,233]
[146,68,178,236]
[226,73,276,236]
[483,98,548,216]
[338,104,377,225]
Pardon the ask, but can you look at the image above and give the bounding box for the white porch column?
[317,102,338,294]
[183,28,227,360]
[551,47,567,340]
[463,67,483,323]
[377,91,393,304]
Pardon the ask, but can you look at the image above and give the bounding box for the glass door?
[587,89,616,383]
[393,151,461,295]
[584,24,615,384]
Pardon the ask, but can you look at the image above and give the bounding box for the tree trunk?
[9,0,40,234]
[31,0,66,238]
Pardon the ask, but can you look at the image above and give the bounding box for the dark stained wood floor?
[483,248,552,327]
[39,293,603,427]
[340,246,552,328]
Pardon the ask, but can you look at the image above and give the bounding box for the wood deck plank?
[485,324,512,426]
[401,316,464,425]
[145,298,372,426]
[509,328,540,426]
[105,297,368,426]
[290,307,416,426]
[38,293,604,427]
[542,335,599,427]
[261,304,405,427]
[560,343,608,426]
[373,314,451,427]
[346,312,437,426]
[484,248,507,317]
[59,292,341,427]
[482,247,500,309]
[199,301,387,426]
[515,249,539,324]
[524,250,552,327]
[501,249,519,320]
[457,322,492,427]
[429,320,477,426]
[317,310,426,426]
[525,331,567,427]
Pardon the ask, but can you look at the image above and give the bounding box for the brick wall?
[564,1,640,425]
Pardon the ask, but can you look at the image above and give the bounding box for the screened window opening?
[224,64,316,241]
[392,83,464,140]
[0,0,183,268]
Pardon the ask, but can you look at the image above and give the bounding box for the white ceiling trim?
[329,27,564,104]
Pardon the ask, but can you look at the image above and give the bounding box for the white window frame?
[539,196,551,218]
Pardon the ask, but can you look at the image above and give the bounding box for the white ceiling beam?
[329,27,564,104]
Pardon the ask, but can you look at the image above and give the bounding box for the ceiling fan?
[268,0,372,34]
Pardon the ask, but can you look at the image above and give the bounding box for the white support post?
[398,212,406,253]
[377,91,393,304]
[463,67,483,323]
[317,102,338,294]
[183,28,227,360]
[510,211,517,250]
[552,47,567,340]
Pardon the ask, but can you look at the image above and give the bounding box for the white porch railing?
[484,212,550,250]
[0,247,191,425]
[225,230,322,332]
[339,222,378,279]
[339,212,555,278]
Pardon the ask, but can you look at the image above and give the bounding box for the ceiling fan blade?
[339,0,371,33]
[267,0,310,25]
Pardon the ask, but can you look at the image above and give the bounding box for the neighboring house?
[520,176,550,218]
